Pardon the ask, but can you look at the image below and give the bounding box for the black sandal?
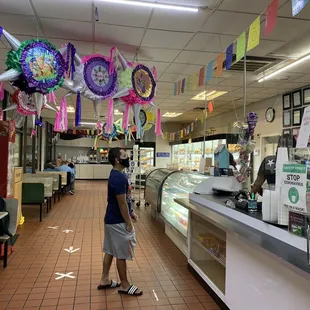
[118,285,143,296]
[97,280,121,290]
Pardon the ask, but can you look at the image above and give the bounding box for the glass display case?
[161,172,210,237]
[172,139,240,171]
[189,212,226,298]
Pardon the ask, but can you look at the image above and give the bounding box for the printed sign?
[156,152,170,158]
[282,163,307,213]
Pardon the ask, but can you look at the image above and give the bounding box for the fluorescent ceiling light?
[99,0,199,12]
[80,122,97,126]
[191,90,227,101]
[162,112,183,118]
[258,54,310,82]
[114,109,123,115]
[56,106,75,113]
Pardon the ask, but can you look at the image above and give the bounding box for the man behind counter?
[252,134,296,194]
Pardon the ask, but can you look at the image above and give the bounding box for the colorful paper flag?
[292,0,308,16]
[236,32,246,62]
[174,82,177,96]
[177,80,181,95]
[247,16,261,51]
[216,53,224,77]
[186,76,191,91]
[181,78,186,94]
[208,101,213,113]
[206,60,214,82]
[192,73,198,90]
[264,0,278,36]
[199,67,205,86]
[226,44,233,70]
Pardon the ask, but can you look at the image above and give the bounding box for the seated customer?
[44,162,58,171]
[59,161,75,195]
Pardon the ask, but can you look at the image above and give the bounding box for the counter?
[175,194,310,310]
[75,164,112,180]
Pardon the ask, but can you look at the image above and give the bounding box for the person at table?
[252,134,296,194]
[59,161,75,195]
[44,162,57,171]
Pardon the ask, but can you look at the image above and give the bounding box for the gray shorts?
[103,223,136,260]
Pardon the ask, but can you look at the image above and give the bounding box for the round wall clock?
[265,107,275,123]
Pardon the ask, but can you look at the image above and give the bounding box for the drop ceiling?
[1,0,310,123]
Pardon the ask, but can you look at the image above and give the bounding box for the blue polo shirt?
[104,169,132,224]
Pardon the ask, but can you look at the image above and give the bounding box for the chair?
[0,198,18,268]
[22,183,45,222]
[23,175,54,211]
[35,173,60,204]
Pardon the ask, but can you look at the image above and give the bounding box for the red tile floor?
[0,181,219,310]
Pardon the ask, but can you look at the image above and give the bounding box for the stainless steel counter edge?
[189,193,310,276]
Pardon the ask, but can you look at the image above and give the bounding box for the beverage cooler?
[144,169,209,255]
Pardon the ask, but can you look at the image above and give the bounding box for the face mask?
[119,157,130,168]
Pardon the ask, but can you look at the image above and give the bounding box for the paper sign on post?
[297,106,310,148]
[282,163,307,213]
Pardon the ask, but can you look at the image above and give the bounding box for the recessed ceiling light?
[56,106,75,113]
[191,90,227,101]
[99,0,199,12]
[162,112,183,118]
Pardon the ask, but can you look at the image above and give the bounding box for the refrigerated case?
[171,135,240,171]
[161,172,209,237]
[145,169,209,254]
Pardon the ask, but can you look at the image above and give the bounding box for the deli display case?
[144,169,209,254]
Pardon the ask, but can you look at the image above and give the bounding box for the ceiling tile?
[201,11,257,35]
[165,63,203,75]
[96,2,151,27]
[0,15,39,36]
[138,48,180,62]
[265,17,310,42]
[278,1,310,20]
[95,24,144,46]
[142,30,194,49]
[186,33,236,52]
[142,61,171,72]
[0,0,34,15]
[174,51,218,65]
[49,39,93,55]
[33,0,92,22]
[218,0,287,14]
[42,18,92,40]
[149,10,210,32]
[247,39,285,57]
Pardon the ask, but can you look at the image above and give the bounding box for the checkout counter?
[172,147,310,310]
[175,194,310,310]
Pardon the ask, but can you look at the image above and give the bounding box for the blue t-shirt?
[105,169,132,224]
